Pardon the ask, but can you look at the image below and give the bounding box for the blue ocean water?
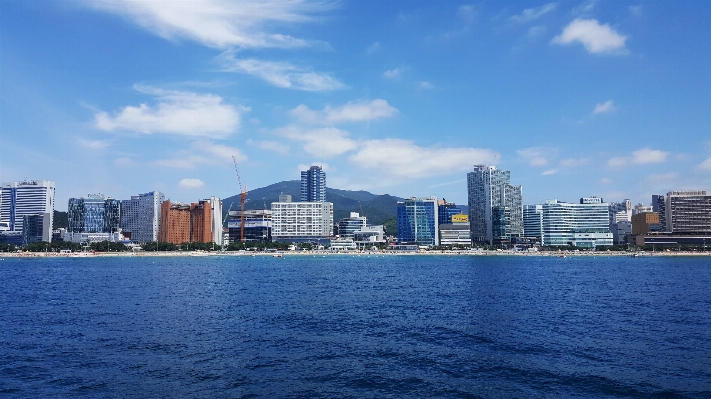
[1,254,710,398]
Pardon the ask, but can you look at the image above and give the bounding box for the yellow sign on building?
[452,214,468,223]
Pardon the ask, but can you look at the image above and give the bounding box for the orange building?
[631,212,660,235]
[158,200,213,244]
[189,201,213,243]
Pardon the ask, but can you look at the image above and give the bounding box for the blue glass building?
[300,166,326,202]
[397,197,439,246]
[68,195,121,233]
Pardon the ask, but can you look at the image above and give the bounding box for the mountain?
[222,181,404,229]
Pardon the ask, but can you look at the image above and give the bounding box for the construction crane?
[232,156,248,242]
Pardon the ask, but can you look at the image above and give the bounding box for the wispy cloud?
[418,81,435,90]
[697,158,711,171]
[276,126,358,158]
[517,147,551,166]
[83,0,331,49]
[77,138,111,150]
[560,157,590,167]
[592,100,616,114]
[608,147,668,168]
[94,85,241,138]
[510,3,557,23]
[155,141,247,169]
[290,99,398,125]
[365,42,381,55]
[552,19,627,54]
[178,178,205,189]
[542,169,557,175]
[218,52,344,91]
[349,139,499,178]
[383,68,403,79]
[247,139,290,154]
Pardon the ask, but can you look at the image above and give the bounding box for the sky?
[1,0,710,211]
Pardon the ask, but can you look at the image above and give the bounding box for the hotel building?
[540,197,612,248]
[0,180,55,242]
[271,201,333,243]
[120,191,164,243]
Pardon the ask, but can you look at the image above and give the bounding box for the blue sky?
[2,0,710,211]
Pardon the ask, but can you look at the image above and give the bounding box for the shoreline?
[2,250,710,258]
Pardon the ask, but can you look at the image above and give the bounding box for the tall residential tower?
[300,166,326,202]
[467,165,522,245]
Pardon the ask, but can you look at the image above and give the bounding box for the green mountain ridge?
[223,180,404,229]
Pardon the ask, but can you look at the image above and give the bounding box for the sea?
[1,254,710,398]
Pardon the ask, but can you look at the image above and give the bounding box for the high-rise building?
[609,199,632,224]
[397,197,439,246]
[300,166,326,202]
[664,191,711,233]
[271,201,333,243]
[539,197,612,248]
[467,165,523,245]
[120,191,164,242]
[523,204,543,239]
[437,199,462,225]
[652,194,667,231]
[158,200,214,244]
[68,194,121,233]
[203,197,223,246]
[338,212,367,239]
[0,180,55,242]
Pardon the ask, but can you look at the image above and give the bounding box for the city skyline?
[2,1,710,211]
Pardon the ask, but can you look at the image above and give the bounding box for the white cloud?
[290,99,398,125]
[517,147,550,166]
[94,85,241,138]
[247,139,290,154]
[457,5,476,24]
[155,141,247,169]
[592,100,616,114]
[419,81,435,90]
[178,178,205,189]
[83,0,330,49]
[697,158,711,171]
[600,177,613,184]
[542,169,557,175]
[552,19,627,54]
[607,147,668,168]
[383,68,402,79]
[77,138,111,150]
[276,126,357,158]
[218,53,344,91]
[632,148,668,164]
[349,139,500,178]
[510,3,557,23]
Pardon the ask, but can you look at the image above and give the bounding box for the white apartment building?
[0,180,55,242]
[203,196,223,246]
[271,201,333,242]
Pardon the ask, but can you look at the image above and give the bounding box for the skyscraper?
[397,197,439,246]
[467,165,522,245]
[300,166,326,202]
[120,191,165,243]
[0,180,55,242]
